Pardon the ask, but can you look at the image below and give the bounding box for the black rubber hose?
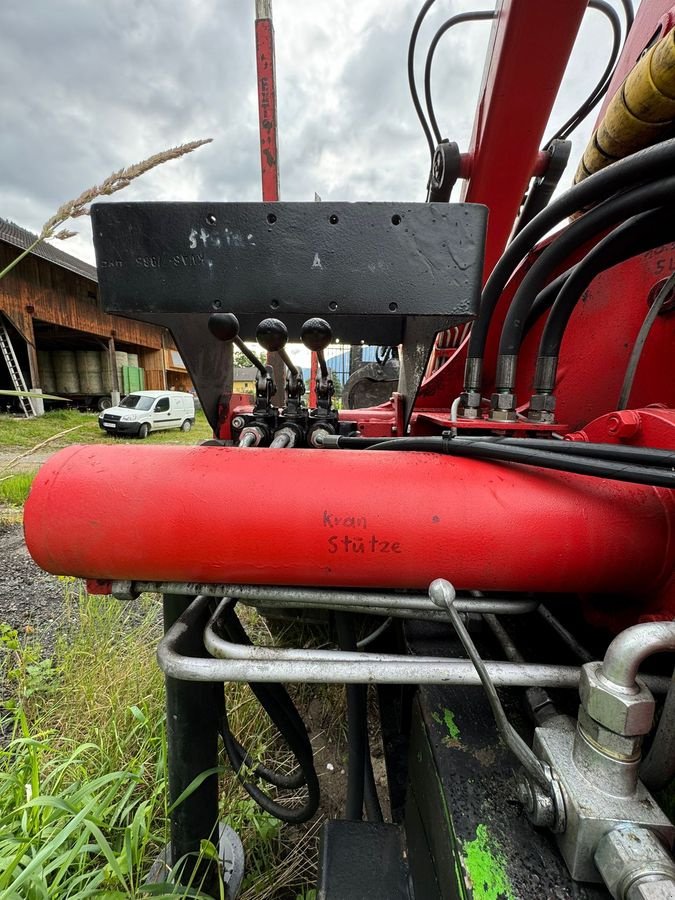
[620,0,634,34]
[333,434,675,468]
[523,268,574,334]
[525,205,675,341]
[537,208,675,362]
[464,137,675,381]
[424,11,496,145]
[217,603,320,823]
[476,437,675,469]
[363,745,384,823]
[546,0,622,145]
[497,174,675,372]
[408,0,439,162]
[326,436,675,488]
[335,612,367,821]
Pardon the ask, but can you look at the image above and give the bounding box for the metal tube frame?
[157,596,671,692]
[114,580,538,619]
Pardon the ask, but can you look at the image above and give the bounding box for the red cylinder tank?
[23,444,675,593]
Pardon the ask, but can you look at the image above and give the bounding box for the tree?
[233,350,252,369]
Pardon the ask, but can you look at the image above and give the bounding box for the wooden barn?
[0,218,192,412]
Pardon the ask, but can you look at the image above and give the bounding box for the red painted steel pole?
[255,0,279,202]
[255,0,286,402]
[25,444,675,596]
[461,0,587,277]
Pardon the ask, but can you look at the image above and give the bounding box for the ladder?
[0,318,35,417]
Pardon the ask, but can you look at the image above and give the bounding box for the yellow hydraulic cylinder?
[575,29,675,182]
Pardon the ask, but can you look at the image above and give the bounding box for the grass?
[0,471,37,506]
[0,582,329,898]
[0,409,213,451]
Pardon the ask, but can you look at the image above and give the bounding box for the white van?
[98,391,196,438]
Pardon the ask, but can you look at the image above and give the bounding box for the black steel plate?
[404,621,609,900]
[91,201,486,341]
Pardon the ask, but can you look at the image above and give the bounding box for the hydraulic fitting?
[458,390,482,418]
[528,392,557,423]
[595,827,675,900]
[238,425,267,447]
[579,661,655,737]
[489,391,518,422]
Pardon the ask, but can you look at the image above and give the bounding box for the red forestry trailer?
[24,0,675,896]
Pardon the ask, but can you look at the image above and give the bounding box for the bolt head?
[579,663,655,736]
[458,391,481,416]
[607,410,642,439]
[231,416,245,430]
[490,391,517,412]
[529,393,557,413]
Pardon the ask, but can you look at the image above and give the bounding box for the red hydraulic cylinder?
[24,445,674,595]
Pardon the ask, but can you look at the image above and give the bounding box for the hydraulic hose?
[525,204,674,342]
[537,208,674,362]
[335,612,367,821]
[463,137,675,395]
[363,749,384,823]
[495,173,675,394]
[328,434,675,468]
[322,435,675,488]
[545,0,622,146]
[217,601,320,823]
[424,11,496,145]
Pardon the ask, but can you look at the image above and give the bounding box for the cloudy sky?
[1,0,637,271]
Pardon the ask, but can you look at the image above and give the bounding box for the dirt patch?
[0,451,56,474]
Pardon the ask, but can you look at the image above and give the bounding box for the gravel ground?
[0,520,67,649]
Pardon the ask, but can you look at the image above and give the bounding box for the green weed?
[0,471,38,506]
[0,585,325,897]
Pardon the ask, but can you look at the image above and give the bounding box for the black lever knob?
[256,318,299,382]
[301,318,332,353]
[256,318,288,353]
[208,312,240,343]
[208,312,267,376]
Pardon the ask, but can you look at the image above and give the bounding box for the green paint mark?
[433,707,461,741]
[463,824,514,900]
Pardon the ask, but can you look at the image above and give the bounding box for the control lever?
[429,578,565,830]
[256,318,305,414]
[208,313,276,413]
[301,318,334,413]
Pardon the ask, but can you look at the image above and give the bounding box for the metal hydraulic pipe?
[25,445,675,594]
[601,622,675,690]
[157,598,670,692]
[113,581,538,616]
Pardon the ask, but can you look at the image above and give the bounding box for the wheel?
[138,423,150,439]
[97,396,112,411]
[180,419,192,432]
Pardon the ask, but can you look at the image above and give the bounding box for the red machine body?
[24,441,674,612]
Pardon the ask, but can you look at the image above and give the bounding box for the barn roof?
[0,218,98,283]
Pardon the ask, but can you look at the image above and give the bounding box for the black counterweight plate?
[90,201,486,338]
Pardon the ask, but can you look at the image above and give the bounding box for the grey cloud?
[0,0,636,263]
